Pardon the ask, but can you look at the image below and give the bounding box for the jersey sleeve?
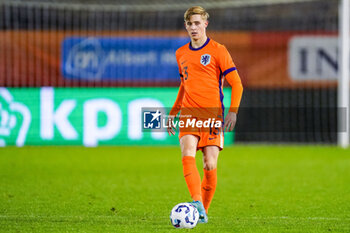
[218,45,236,74]
[169,50,185,116]
[218,45,243,113]
[169,81,184,116]
[176,50,182,78]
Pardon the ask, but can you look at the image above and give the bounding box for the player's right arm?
[167,81,184,136]
[169,81,184,116]
[168,51,185,136]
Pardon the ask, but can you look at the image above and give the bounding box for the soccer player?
[167,6,243,223]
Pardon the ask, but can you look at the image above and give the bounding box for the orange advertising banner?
[0,30,338,88]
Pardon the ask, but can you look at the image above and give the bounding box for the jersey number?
[183,66,188,80]
[209,126,220,136]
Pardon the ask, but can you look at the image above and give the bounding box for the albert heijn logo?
[200,54,211,66]
[143,110,162,129]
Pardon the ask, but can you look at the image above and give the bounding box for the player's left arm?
[218,45,243,132]
[168,50,185,136]
[224,69,243,132]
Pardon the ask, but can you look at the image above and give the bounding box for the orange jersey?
[170,38,243,119]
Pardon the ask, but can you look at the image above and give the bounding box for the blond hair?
[184,6,209,22]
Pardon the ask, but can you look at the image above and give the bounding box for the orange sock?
[201,168,217,213]
[182,156,202,202]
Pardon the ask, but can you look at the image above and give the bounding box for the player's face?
[185,15,208,41]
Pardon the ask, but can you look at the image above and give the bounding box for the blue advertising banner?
[61,37,189,81]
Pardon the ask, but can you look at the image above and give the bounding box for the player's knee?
[180,135,198,157]
[204,161,217,170]
[181,146,197,157]
[182,152,196,158]
[203,158,217,170]
[203,150,218,170]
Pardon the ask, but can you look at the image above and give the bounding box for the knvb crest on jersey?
[200,54,211,66]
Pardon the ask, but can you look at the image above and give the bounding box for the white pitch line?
[0,215,349,221]
[237,216,350,221]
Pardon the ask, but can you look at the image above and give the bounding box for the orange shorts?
[178,118,224,151]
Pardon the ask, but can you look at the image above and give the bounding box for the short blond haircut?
[184,6,209,22]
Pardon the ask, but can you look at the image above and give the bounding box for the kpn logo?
[143,109,162,129]
[0,88,31,147]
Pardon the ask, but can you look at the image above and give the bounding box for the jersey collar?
[189,37,210,51]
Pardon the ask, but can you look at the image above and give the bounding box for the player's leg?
[180,134,202,202]
[201,145,219,213]
[180,134,208,223]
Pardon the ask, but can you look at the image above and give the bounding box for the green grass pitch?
[0,146,349,232]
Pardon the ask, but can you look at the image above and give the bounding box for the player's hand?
[224,112,237,132]
[167,115,176,136]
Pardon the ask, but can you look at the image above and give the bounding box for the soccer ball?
[170,203,199,229]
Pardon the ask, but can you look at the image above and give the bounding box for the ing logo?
[143,110,161,129]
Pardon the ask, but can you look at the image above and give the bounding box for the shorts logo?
[143,110,161,129]
[200,54,211,66]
